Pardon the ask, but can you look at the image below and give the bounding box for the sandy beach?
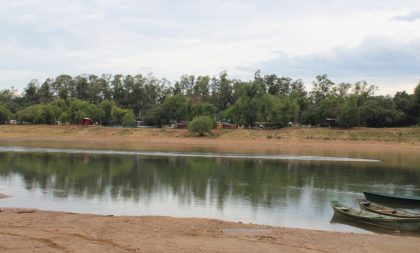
[0,207,420,253]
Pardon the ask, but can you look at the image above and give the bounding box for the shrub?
[188,116,215,136]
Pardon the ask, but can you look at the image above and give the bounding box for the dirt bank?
[1,125,420,154]
[0,208,419,253]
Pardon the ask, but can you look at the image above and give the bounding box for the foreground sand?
[0,208,420,253]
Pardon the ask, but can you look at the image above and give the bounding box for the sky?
[1,0,420,94]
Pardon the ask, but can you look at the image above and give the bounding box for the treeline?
[0,71,419,128]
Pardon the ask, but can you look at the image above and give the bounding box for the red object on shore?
[79,118,93,126]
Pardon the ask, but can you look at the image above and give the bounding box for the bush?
[188,116,215,136]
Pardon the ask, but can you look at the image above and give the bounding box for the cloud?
[249,37,420,94]
[393,11,420,22]
[1,0,420,93]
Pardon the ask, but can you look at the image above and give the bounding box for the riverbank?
[2,125,420,171]
[1,125,420,153]
[0,207,419,253]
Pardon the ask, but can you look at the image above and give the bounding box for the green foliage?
[2,72,420,129]
[0,105,12,123]
[191,103,217,118]
[360,96,405,127]
[415,82,420,123]
[188,116,215,136]
[143,106,164,126]
[394,91,416,125]
[336,95,360,128]
[161,94,190,122]
[122,110,136,127]
[111,106,135,126]
[99,100,115,124]
[256,94,288,127]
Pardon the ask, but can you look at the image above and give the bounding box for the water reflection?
[0,150,420,233]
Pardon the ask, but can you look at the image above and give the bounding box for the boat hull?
[331,201,420,231]
[363,191,420,206]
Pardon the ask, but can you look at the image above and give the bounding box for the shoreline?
[0,125,419,154]
[0,207,420,253]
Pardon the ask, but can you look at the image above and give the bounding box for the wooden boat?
[363,191,420,206]
[330,200,420,231]
[359,200,420,218]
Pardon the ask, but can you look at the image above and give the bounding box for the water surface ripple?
[0,146,380,162]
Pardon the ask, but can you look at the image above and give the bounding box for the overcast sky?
[1,0,420,94]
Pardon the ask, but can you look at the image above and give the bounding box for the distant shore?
[0,125,419,153]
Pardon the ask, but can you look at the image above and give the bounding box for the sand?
[0,125,419,155]
[0,208,420,253]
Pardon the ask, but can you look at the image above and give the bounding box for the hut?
[325,118,336,128]
[79,118,93,126]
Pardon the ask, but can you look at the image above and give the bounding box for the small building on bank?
[79,118,93,126]
[325,118,336,128]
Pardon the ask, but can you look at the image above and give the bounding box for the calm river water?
[0,146,420,234]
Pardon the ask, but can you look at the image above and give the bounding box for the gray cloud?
[249,37,420,93]
[1,0,420,93]
[393,11,420,22]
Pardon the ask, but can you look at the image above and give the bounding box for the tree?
[191,103,217,118]
[122,110,135,127]
[310,74,335,104]
[99,100,115,125]
[415,82,420,123]
[211,71,234,111]
[394,91,416,125]
[23,79,40,105]
[192,75,210,103]
[336,95,360,128]
[37,78,54,103]
[188,116,215,136]
[0,87,20,113]
[360,96,404,127]
[257,94,288,127]
[161,94,189,122]
[0,105,12,124]
[143,105,164,127]
[53,74,74,99]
